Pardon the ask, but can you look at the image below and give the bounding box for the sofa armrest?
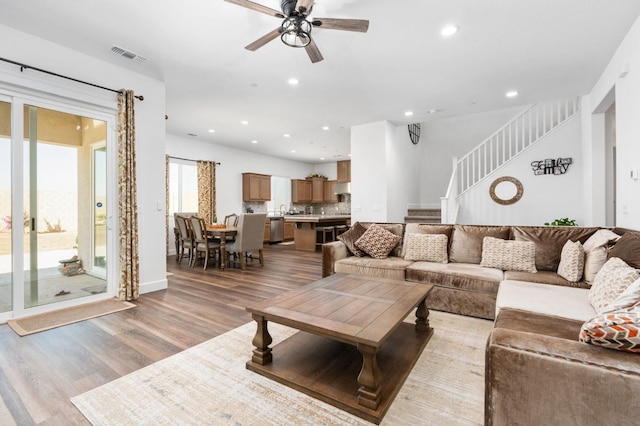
[486,328,640,426]
[322,241,349,277]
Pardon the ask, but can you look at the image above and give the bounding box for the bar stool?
[334,224,348,237]
[316,226,336,249]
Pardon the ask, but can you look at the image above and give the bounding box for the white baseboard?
[140,278,168,294]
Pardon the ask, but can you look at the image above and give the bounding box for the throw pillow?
[557,240,585,282]
[337,222,366,257]
[583,246,609,285]
[449,225,511,264]
[588,257,640,314]
[479,237,537,273]
[579,305,640,353]
[403,233,448,263]
[608,231,640,269]
[582,229,620,253]
[354,224,402,259]
[602,277,640,313]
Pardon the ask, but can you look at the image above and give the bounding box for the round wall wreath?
[489,176,523,205]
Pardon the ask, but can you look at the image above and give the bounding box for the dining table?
[206,225,238,270]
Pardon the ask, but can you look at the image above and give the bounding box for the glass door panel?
[23,105,107,308]
[0,101,11,313]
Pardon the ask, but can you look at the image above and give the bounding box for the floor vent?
[110,45,148,64]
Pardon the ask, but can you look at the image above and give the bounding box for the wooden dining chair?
[174,214,194,265]
[224,213,239,227]
[188,216,221,270]
[225,213,267,269]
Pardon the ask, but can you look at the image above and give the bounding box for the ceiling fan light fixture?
[281,16,312,47]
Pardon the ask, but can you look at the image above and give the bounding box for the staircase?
[441,97,581,223]
[405,208,442,224]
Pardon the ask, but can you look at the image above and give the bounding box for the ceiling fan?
[224,0,369,63]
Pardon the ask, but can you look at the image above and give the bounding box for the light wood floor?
[0,244,322,425]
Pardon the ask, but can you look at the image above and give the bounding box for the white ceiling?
[1,0,639,163]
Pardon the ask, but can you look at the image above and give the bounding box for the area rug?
[71,311,492,425]
[8,298,136,336]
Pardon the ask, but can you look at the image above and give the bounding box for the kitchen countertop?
[283,215,350,222]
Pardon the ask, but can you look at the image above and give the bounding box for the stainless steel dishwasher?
[269,216,284,243]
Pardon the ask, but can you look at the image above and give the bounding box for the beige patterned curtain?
[197,161,217,224]
[117,90,139,301]
[165,155,170,256]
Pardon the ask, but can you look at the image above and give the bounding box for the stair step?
[404,215,442,224]
[407,209,441,215]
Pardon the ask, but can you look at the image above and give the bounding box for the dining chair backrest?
[233,213,267,252]
[174,214,191,241]
[224,213,239,227]
[189,216,208,243]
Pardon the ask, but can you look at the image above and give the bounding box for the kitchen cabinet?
[242,173,271,202]
[263,218,270,243]
[324,180,338,203]
[284,220,295,241]
[309,177,326,203]
[337,160,351,182]
[291,179,312,203]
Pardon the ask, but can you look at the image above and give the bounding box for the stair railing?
[456,97,580,195]
[440,157,458,223]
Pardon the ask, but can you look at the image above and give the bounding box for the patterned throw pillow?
[579,305,640,353]
[584,246,609,285]
[588,257,640,314]
[557,240,585,282]
[479,237,537,273]
[602,278,640,313]
[354,224,402,259]
[337,222,366,257]
[403,233,448,263]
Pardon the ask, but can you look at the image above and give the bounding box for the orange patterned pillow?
[580,306,640,353]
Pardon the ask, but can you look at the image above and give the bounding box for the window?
[169,160,198,215]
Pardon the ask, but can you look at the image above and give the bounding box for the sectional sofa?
[322,222,640,425]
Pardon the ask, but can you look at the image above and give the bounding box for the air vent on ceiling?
[110,45,148,64]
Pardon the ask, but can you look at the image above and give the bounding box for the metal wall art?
[408,123,421,145]
[489,176,524,205]
[531,157,572,175]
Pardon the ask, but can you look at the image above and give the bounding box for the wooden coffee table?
[246,273,433,424]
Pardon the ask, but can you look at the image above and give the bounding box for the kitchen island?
[283,215,351,252]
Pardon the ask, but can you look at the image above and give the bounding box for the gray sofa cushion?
[334,256,412,281]
[406,262,504,294]
[449,225,511,264]
[504,270,590,289]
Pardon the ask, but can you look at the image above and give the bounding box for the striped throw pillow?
[403,233,448,263]
[479,237,537,273]
[557,240,585,282]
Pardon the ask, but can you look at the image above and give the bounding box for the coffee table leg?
[415,296,430,332]
[251,314,273,365]
[357,343,382,410]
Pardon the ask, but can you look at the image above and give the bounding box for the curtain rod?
[0,57,144,101]
[168,155,221,165]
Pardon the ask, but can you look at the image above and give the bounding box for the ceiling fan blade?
[305,38,324,63]
[245,28,282,51]
[224,0,284,18]
[296,0,314,15]
[312,18,369,33]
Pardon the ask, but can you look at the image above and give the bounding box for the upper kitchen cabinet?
[242,173,271,202]
[324,180,338,203]
[309,177,326,203]
[337,160,351,182]
[291,179,312,203]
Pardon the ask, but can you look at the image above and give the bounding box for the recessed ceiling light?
[320,157,325,160]
[241,120,249,125]
[208,129,215,133]
[348,154,352,157]
[506,91,519,98]
[288,78,299,85]
[322,126,330,130]
[428,109,441,114]
[404,111,414,117]
[441,25,458,37]
[251,140,258,144]
[283,134,290,138]
[291,150,296,153]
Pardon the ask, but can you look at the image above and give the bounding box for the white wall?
[457,115,583,225]
[0,24,168,294]
[420,106,528,205]
[587,14,640,229]
[350,121,422,223]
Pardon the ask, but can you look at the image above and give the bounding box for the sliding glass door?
[0,93,115,319]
